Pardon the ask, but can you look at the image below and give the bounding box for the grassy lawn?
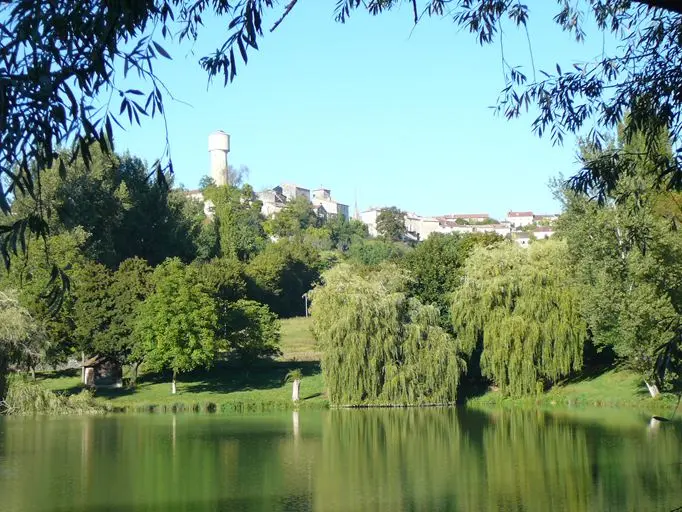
[30,318,680,415]
[34,316,325,413]
[467,369,680,414]
[278,316,319,361]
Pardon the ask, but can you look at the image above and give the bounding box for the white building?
[436,219,475,235]
[257,186,287,218]
[533,226,555,240]
[507,211,535,228]
[475,223,513,237]
[281,183,310,202]
[311,188,350,220]
[405,213,441,241]
[439,213,490,224]
[534,214,559,225]
[513,232,532,247]
[360,208,380,237]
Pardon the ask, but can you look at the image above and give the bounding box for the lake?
[0,407,680,511]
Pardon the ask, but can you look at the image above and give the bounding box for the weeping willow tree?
[310,263,465,406]
[452,240,586,397]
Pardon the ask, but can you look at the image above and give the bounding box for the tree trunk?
[81,351,85,383]
[171,371,177,395]
[0,356,8,404]
[644,380,660,398]
[292,379,300,402]
[30,366,36,380]
[131,362,141,387]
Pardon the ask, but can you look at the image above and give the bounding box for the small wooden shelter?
[82,355,123,388]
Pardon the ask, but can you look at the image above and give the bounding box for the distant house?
[360,208,381,237]
[257,186,287,218]
[533,226,555,240]
[311,188,350,220]
[405,213,441,241]
[507,211,535,228]
[513,232,532,247]
[437,219,475,234]
[440,213,490,224]
[533,214,559,225]
[281,183,311,202]
[82,356,123,388]
[474,223,513,238]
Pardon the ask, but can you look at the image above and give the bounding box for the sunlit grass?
[34,317,325,412]
[468,369,680,414]
[278,316,319,361]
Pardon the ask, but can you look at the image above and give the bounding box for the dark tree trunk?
[131,362,141,387]
[0,356,9,405]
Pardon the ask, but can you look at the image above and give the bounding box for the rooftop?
[440,213,489,219]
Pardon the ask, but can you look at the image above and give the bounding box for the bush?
[1,376,102,415]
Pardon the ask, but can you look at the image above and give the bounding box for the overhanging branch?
[635,0,682,15]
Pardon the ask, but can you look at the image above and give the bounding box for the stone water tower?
[208,130,230,186]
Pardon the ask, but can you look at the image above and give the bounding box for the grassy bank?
[466,369,680,415]
[35,317,325,413]
[20,318,681,416]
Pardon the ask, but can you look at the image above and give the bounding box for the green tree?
[327,217,369,251]
[346,239,408,267]
[9,145,202,268]
[0,228,89,365]
[205,184,267,261]
[265,196,320,238]
[403,232,502,314]
[109,258,153,382]
[222,299,281,361]
[557,129,682,395]
[134,258,219,394]
[311,263,466,405]
[72,261,115,364]
[451,240,586,397]
[0,290,47,399]
[376,207,406,242]
[246,239,322,317]
[192,257,248,303]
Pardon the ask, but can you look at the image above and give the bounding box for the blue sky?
[112,2,614,219]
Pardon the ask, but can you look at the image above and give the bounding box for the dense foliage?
[3,128,682,404]
[403,232,502,315]
[0,144,374,400]
[558,129,682,395]
[376,207,407,242]
[451,241,586,397]
[311,264,466,405]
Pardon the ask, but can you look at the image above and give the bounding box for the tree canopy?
[557,127,682,393]
[134,258,219,392]
[311,263,466,405]
[376,207,407,242]
[451,240,586,397]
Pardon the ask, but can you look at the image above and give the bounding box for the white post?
[292,379,300,402]
[644,380,660,398]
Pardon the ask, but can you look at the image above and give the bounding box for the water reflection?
[0,408,680,511]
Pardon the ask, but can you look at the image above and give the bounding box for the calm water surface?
[0,408,681,511]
